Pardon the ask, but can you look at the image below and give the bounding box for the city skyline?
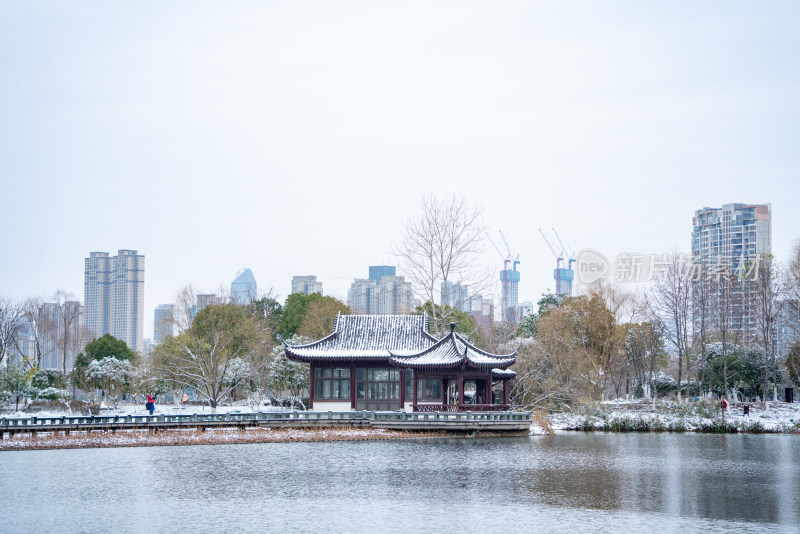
[2,2,799,340]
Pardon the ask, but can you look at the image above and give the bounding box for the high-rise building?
[292,275,323,296]
[231,268,257,304]
[84,249,144,353]
[186,293,221,324]
[196,294,220,311]
[348,268,414,315]
[347,279,378,314]
[469,293,494,333]
[376,275,415,315]
[500,268,520,322]
[368,265,396,285]
[516,301,535,322]
[441,281,470,312]
[84,252,111,338]
[691,203,771,343]
[153,304,174,343]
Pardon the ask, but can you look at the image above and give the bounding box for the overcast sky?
[2,1,798,339]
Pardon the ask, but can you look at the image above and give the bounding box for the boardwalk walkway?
[1,410,531,439]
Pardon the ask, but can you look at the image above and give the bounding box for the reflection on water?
[0,433,797,533]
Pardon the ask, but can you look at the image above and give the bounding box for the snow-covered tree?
[86,357,136,407]
[269,335,310,408]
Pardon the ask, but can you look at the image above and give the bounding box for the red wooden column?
[458,371,464,407]
[309,363,315,410]
[485,373,492,406]
[442,379,448,407]
[350,364,356,410]
[503,378,509,405]
[399,369,406,409]
[412,371,418,412]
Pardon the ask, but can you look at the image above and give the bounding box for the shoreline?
[0,427,458,452]
[543,399,800,435]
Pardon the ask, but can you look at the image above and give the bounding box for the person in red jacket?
[146,395,156,415]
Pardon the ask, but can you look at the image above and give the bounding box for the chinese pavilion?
[284,314,516,412]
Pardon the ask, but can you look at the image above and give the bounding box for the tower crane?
[539,228,564,296]
[552,227,575,270]
[499,230,520,271]
[485,232,510,310]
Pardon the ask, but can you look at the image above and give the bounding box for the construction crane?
[538,228,562,262]
[485,232,510,313]
[485,231,510,268]
[539,228,564,296]
[499,230,520,271]
[552,227,575,270]
[486,231,510,319]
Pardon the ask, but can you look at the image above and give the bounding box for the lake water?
[1,433,797,533]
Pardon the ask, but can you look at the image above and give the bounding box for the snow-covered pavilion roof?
[388,327,516,371]
[284,314,437,363]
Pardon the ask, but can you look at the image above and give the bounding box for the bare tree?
[52,290,83,376]
[394,194,489,336]
[788,239,800,322]
[751,254,781,410]
[17,298,53,370]
[647,253,692,401]
[715,272,741,401]
[0,297,24,367]
[692,276,713,396]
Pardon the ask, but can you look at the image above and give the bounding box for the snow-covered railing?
[0,411,369,428]
[371,411,531,422]
[0,410,531,432]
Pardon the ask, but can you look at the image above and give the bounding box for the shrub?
[667,420,687,432]
[740,421,764,434]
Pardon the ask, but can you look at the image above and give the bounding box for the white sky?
[2,1,798,340]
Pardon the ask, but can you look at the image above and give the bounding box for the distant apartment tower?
[231,268,257,304]
[348,267,414,315]
[469,294,494,333]
[153,304,174,343]
[376,275,415,315]
[84,249,144,353]
[516,301,535,322]
[292,275,323,296]
[348,279,378,314]
[691,203,771,343]
[368,265,396,285]
[441,281,470,312]
[187,293,221,324]
[500,267,521,322]
[196,293,220,311]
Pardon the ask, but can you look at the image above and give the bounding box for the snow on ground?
[547,399,800,434]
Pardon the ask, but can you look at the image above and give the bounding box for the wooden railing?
[413,404,511,413]
[0,409,532,435]
[371,411,531,422]
[0,410,369,428]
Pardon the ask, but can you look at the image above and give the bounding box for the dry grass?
[0,426,456,451]
[533,409,554,435]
